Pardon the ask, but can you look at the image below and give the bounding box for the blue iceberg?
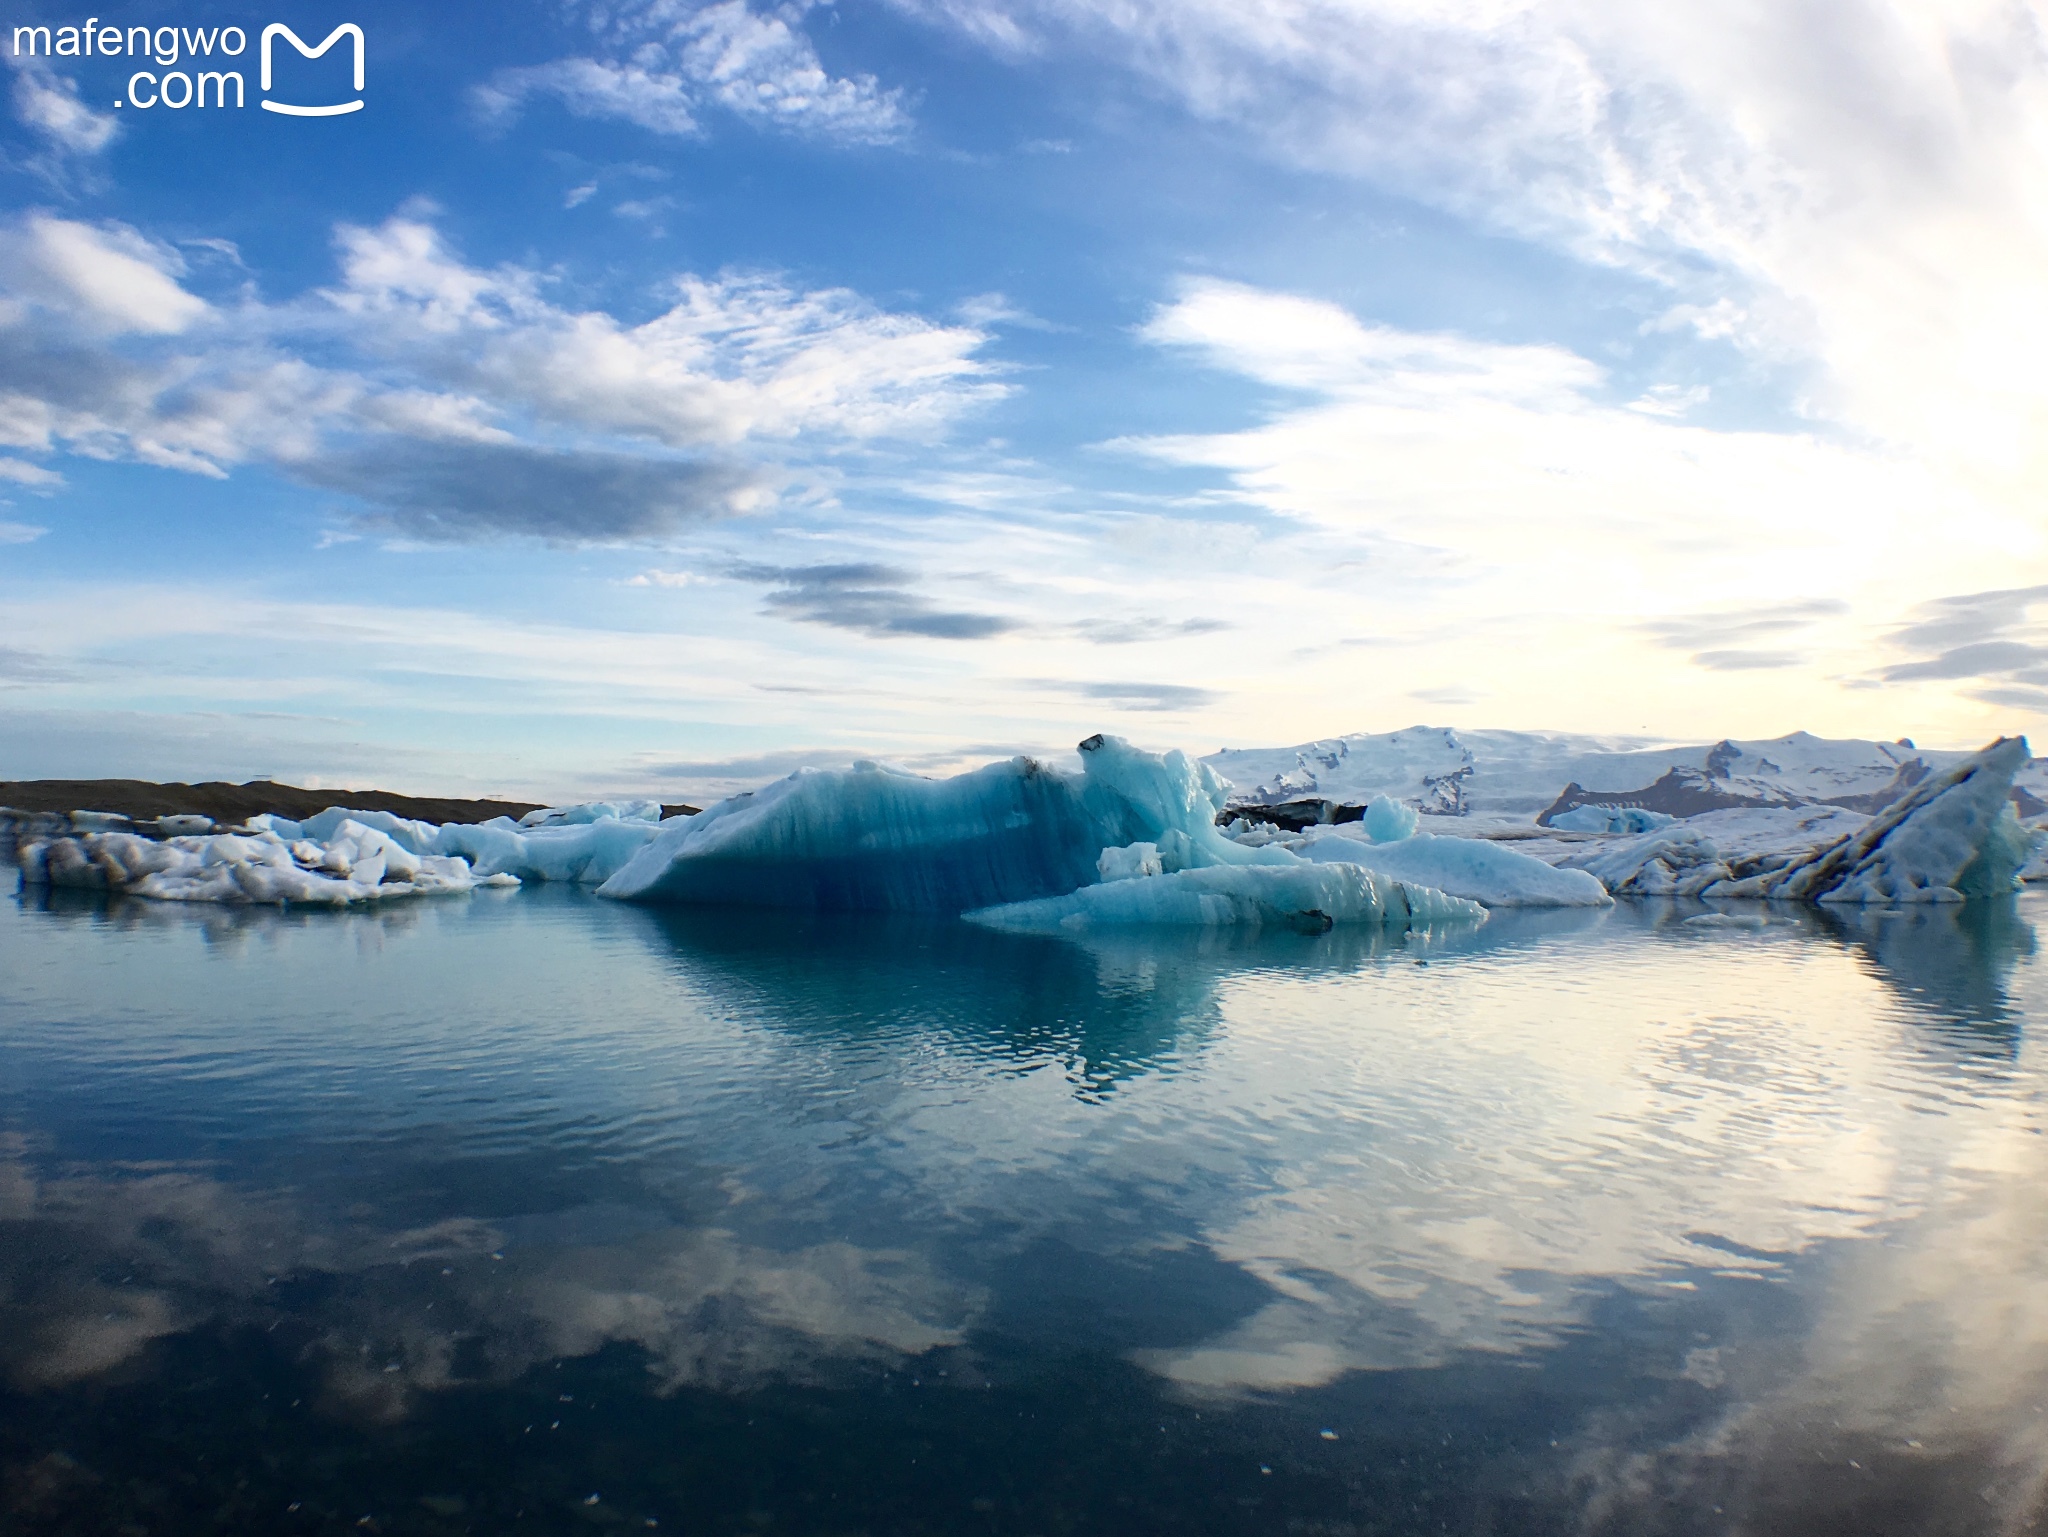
[963,861,1484,934]
[599,735,1301,913]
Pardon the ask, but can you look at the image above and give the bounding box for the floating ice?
[1549,805,1677,834]
[1097,841,1166,882]
[17,821,515,906]
[1566,738,2039,903]
[1297,828,1612,908]
[1362,798,1420,844]
[433,818,667,885]
[1748,738,2037,903]
[250,802,669,886]
[601,734,1297,913]
[964,861,1484,934]
[517,799,666,829]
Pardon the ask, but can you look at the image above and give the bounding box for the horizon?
[4,1,2046,803]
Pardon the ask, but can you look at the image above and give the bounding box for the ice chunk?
[517,799,666,828]
[1098,842,1165,882]
[1362,798,1420,844]
[1549,805,1676,834]
[1568,826,1731,897]
[964,862,1484,934]
[1298,829,1611,908]
[249,806,447,855]
[600,735,1296,913]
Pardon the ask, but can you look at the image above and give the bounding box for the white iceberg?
[17,820,517,906]
[516,799,666,828]
[964,861,1484,934]
[250,801,670,886]
[1565,738,2039,903]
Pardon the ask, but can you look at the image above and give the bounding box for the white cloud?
[476,1,910,145]
[476,58,703,136]
[327,216,1004,448]
[1119,278,2047,741]
[9,65,118,156]
[0,456,60,488]
[0,215,209,337]
[0,519,47,543]
[0,211,1000,541]
[899,0,2048,489]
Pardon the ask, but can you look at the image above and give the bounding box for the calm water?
[2,884,2046,1535]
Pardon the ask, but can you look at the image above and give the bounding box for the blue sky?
[3,0,2045,800]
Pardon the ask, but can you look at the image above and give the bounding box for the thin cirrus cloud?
[1041,679,1219,711]
[1877,586,2048,712]
[732,562,1021,639]
[475,0,911,145]
[7,63,119,182]
[1637,599,1850,673]
[293,440,768,544]
[0,211,1000,543]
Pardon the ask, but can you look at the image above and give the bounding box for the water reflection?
[3,885,2046,1532]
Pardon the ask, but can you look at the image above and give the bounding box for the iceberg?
[965,861,1484,934]
[1362,797,1420,843]
[1565,738,2039,903]
[600,735,1300,913]
[1297,829,1612,908]
[17,821,516,906]
[249,802,670,886]
[1740,737,2037,904]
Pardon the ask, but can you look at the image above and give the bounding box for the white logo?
[259,22,362,116]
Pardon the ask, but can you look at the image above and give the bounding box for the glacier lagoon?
[4,880,2048,1534]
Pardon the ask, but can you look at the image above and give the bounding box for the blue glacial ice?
[1548,805,1677,834]
[599,735,1308,914]
[1295,829,1613,908]
[963,860,1483,934]
[602,735,1483,929]
[1362,797,1421,843]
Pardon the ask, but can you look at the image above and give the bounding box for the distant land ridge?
[0,778,549,826]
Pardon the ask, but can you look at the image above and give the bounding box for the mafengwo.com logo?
[11,20,363,115]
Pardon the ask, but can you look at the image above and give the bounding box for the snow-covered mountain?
[1202,727,2048,826]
